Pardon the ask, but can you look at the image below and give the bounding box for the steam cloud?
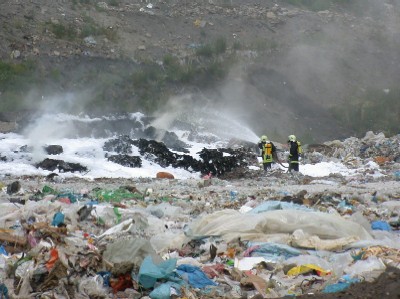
[22,91,94,162]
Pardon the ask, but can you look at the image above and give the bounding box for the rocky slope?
[1,0,399,142]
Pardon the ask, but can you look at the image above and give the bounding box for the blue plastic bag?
[245,242,301,261]
[0,245,8,256]
[323,275,359,293]
[149,281,181,299]
[138,256,177,289]
[51,212,65,227]
[176,264,217,289]
[0,283,9,299]
[97,271,111,287]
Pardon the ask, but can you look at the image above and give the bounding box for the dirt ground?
[298,266,400,299]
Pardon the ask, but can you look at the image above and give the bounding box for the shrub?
[163,54,182,81]
[195,37,228,57]
[80,16,118,41]
[232,40,242,50]
[0,60,36,89]
[132,66,164,89]
[108,0,119,7]
[331,88,400,137]
[196,44,214,57]
[250,38,278,51]
[214,37,227,55]
[48,23,77,40]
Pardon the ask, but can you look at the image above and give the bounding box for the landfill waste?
[0,131,399,298]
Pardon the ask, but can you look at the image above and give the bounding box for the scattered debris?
[0,131,399,298]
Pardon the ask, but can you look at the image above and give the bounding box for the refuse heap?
[304,131,400,171]
[0,131,399,299]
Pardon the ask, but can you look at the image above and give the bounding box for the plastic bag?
[287,264,330,276]
[103,238,158,273]
[149,281,181,299]
[176,264,217,289]
[371,221,392,231]
[323,275,360,293]
[51,211,64,227]
[344,256,386,277]
[138,256,177,289]
[285,254,331,271]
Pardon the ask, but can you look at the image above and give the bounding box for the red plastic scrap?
[58,197,71,204]
[243,245,260,257]
[202,263,226,278]
[111,273,133,293]
[113,203,128,209]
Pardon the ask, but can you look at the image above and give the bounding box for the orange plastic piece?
[45,247,59,271]
[226,248,236,258]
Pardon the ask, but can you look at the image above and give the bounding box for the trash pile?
[0,131,399,298]
[0,166,399,299]
[304,131,400,170]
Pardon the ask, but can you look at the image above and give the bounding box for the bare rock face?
[101,135,256,177]
[0,0,398,141]
[0,121,17,133]
[44,145,64,155]
[107,154,142,168]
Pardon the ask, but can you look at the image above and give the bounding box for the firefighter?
[258,135,276,171]
[287,134,302,172]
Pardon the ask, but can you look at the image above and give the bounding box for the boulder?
[44,145,63,155]
[156,172,175,179]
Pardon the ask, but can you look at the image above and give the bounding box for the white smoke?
[22,91,92,162]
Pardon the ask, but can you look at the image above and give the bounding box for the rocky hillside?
[0,0,399,142]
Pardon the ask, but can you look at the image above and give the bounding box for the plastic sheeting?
[248,201,313,214]
[244,242,302,261]
[185,209,372,245]
[344,256,386,277]
[150,231,188,254]
[290,229,360,251]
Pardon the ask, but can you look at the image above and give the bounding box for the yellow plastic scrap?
[287,264,331,277]
[193,19,202,27]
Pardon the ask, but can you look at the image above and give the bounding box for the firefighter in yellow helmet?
[287,134,302,172]
[258,135,277,172]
